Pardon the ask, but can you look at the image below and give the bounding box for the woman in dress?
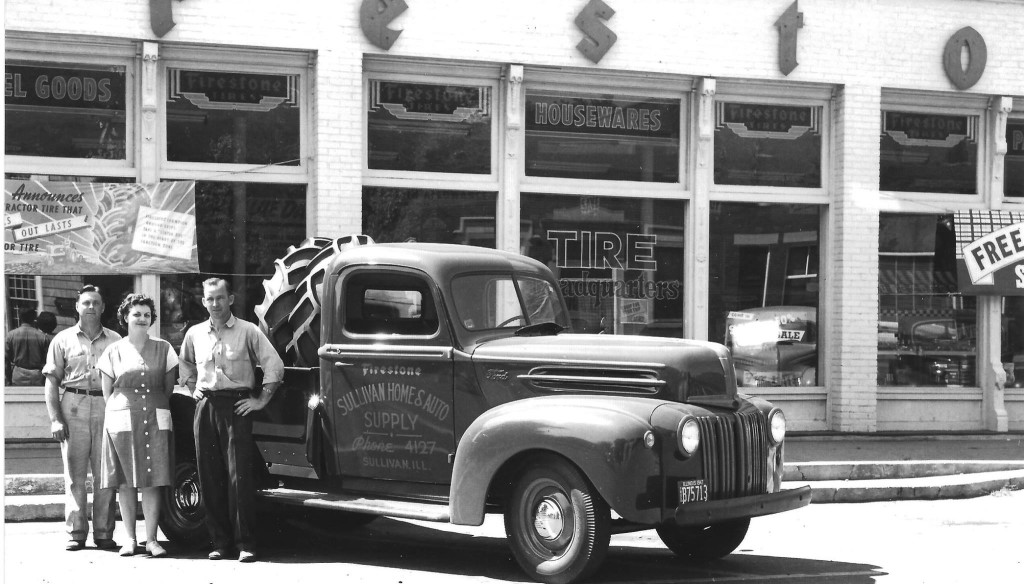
[98,294,177,557]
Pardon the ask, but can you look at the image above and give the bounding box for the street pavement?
[5,433,1024,521]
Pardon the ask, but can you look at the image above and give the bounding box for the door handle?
[334,362,355,368]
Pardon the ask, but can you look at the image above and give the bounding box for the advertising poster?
[4,180,199,275]
[954,210,1024,295]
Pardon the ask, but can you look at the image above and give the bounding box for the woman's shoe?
[119,540,137,557]
[146,541,168,558]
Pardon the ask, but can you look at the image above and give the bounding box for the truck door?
[321,267,455,484]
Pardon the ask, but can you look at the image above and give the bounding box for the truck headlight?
[769,408,786,445]
[678,417,700,456]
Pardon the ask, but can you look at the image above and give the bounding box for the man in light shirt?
[178,278,283,563]
[43,285,120,551]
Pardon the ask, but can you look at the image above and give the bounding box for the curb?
[783,460,1024,482]
[784,468,1024,503]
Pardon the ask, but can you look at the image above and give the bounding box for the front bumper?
[673,486,812,526]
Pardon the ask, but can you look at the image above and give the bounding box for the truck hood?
[468,333,737,406]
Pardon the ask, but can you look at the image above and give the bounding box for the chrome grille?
[696,412,769,498]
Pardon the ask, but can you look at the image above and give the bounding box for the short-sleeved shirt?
[43,324,122,391]
[178,314,284,392]
[6,324,49,370]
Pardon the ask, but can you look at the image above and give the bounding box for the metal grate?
[697,412,769,498]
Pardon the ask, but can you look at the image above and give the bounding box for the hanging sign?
[369,81,491,121]
[883,112,976,147]
[955,210,1024,295]
[526,95,678,139]
[4,180,199,275]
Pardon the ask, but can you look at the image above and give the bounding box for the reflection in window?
[1006,120,1024,198]
[367,80,491,174]
[525,92,680,182]
[877,214,977,387]
[5,63,127,159]
[362,187,497,246]
[520,194,684,336]
[452,274,569,331]
[714,103,822,188]
[709,203,820,387]
[880,111,978,194]
[166,69,300,165]
[1002,297,1024,388]
[158,182,306,351]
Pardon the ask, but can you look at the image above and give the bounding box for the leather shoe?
[208,548,232,560]
[238,549,257,563]
[94,539,117,550]
[65,540,85,551]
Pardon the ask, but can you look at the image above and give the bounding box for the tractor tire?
[255,234,373,366]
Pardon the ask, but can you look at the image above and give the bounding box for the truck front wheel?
[505,457,610,584]
[656,518,750,561]
[159,459,208,546]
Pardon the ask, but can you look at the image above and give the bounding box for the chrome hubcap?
[533,498,564,540]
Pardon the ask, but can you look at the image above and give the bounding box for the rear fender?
[449,397,662,526]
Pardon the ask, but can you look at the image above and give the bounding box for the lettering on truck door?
[324,268,455,483]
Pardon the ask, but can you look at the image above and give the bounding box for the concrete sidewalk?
[5,433,1024,522]
[783,433,1024,503]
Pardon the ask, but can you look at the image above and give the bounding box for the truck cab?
[163,240,810,584]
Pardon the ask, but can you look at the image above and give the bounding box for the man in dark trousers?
[6,307,49,386]
[178,278,283,563]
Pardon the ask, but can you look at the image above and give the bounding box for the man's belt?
[204,389,252,399]
[64,387,103,397]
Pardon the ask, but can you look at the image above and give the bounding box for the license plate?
[678,479,708,505]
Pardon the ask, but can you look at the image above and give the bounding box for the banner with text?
[4,180,199,275]
[954,210,1024,295]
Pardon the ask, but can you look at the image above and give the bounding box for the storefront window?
[367,80,492,174]
[5,62,127,159]
[158,182,306,350]
[525,92,680,182]
[520,194,684,336]
[877,213,977,386]
[880,111,978,194]
[1002,297,1024,388]
[1006,119,1024,198]
[709,203,820,387]
[362,187,497,246]
[166,69,300,165]
[713,102,822,188]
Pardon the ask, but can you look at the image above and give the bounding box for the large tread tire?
[255,235,373,366]
[505,455,610,584]
[159,459,208,547]
[656,518,750,562]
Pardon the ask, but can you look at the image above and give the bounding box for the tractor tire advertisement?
[4,180,198,275]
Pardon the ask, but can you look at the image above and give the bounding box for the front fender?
[449,395,664,526]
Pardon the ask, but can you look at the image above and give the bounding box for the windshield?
[452,274,569,331]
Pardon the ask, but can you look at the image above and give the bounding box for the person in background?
[37,310,58,340]
[97,294,178,557]
[43,285,120,551]
[178,278,284,563]
[6,307,49,386]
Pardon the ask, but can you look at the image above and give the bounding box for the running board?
[258,487,451,522]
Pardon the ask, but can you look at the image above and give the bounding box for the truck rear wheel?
[656,518,750,561]
[505,457,610,584]
[159,459,208,546]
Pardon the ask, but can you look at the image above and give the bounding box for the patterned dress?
[98,337,178,488]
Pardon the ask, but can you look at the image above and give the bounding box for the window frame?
[711,80,833,203]
[362,58,502,190]
[5,32,137,179]
[878,89,990,206]
[1002,101,1024,205]
[158,45,311,184]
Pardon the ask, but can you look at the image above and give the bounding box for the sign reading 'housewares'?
[526,95,678,139]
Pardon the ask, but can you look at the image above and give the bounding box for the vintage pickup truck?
[161,236,810,584]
